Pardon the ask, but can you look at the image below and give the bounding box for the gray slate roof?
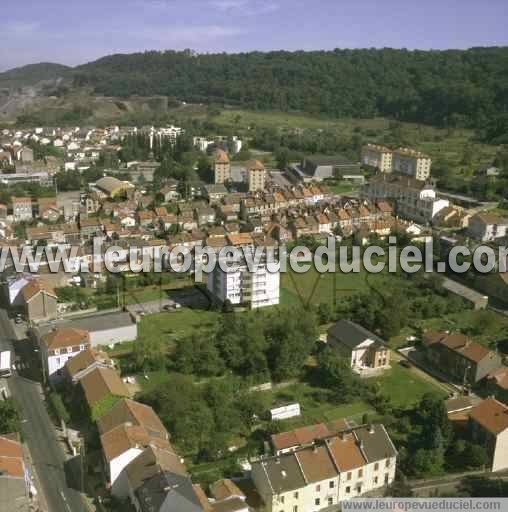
[136,471,203,512]
[327,319,384,349]
[354,424,397,463]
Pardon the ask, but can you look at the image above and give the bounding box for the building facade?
[206,258,280,309]
[361,144,393,173]
[362,175,448,224]
[214,150,231,184]
[252,424,397,512]
[247,160,266,192]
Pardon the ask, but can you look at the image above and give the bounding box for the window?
[293,492,298,499]
[357,485,362,493]
[386,459,391,468]
[55,357,60,365]
[315,498,320,506]
[328,497,334,506]
[293,507,298,512]
[329,481,335,489]
[374,463,379,471]
[346,486,351,494]
[358,469,363,478]
[374,477,378,485]
[347,472,352,481]
[385,474,390,484]
[315,484,320,492]
[280,496,284,504]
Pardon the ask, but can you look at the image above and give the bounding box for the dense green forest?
[71,47,508,130]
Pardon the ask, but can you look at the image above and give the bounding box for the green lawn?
[326,181,361,194]
[280,265,378,307]
[266,382,371,427]
[372,364,447,407]
[137,307,220,351]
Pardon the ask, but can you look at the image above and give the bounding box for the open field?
[280,264,388,307]
[372,363,447,407]
[137,307,220,352]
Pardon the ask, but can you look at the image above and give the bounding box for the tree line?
[72,47,508,133]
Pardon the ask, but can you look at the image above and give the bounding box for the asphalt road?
[0,309,87,512]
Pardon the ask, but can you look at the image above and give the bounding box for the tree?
[0,400,21,434]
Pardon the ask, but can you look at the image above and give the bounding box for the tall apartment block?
[361,144,432,181]
[361,144,393,173]
[247,160,266,192]
[206,257,280,309]
[214,149,231,184]
[392,147,432,181]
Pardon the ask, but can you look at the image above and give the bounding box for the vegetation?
[0,399,21,435]
[0,62,70,89]
[72,47,508,132]
[49,392,71,424]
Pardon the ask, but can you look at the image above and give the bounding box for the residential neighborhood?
[0,115,507,512]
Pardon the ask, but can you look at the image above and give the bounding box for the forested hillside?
[72,47,508,130]
[0,63,71,89]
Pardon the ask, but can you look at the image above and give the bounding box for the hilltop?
[1,47,508,137]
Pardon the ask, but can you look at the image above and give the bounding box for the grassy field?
[372,363,447,407]
[280,264,383,307]
[137,308,220,352]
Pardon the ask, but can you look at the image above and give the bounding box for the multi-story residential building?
[252,424,397,511]
[469,398,508,472]
[361,145,432,181]
[11,195,33,221]
[422,331,502,385]
[206,253,280,309]
[392,148,432,181]
[362,175,448,224]
[361,144,393,173]
[214,149,231,184]
[39,327,91,383]
[467,212,508,242]
[247,160,266,192]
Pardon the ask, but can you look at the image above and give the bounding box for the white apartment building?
[252,424,397,512]
[206,257,280,309]
[362,175,448,224]
[361,144,393,173]
[361,145,432,181]
[392,147,432,181]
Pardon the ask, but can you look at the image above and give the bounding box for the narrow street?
[0,309,88,512]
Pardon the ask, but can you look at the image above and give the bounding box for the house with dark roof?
[422,331,502,385]
[327,320,390,374]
